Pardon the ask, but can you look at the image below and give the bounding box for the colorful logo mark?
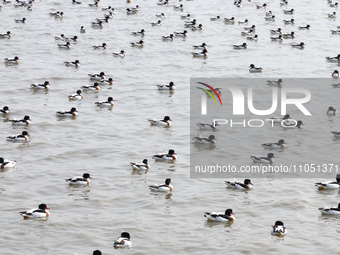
[196,82,223,106]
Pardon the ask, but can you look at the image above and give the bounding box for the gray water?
[1,0,340,254]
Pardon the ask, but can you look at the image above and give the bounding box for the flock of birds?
[1,0,340,253]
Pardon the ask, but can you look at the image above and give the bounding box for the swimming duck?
[162,34,174,41]
[130,40,144,47]
[2,0,11,4]
[270,28,282,34]
[57,42,71,49]
[153,149,177,161]
[15,17,26,23]
[283,9,294,14]
[291,42,304,49]
[100,78,114,85]
[281,120,303,129]
[271,221,287,236]
[102,6,113,11]
[4,56,19,64]
[269,114,291,123]
[56,107,78,117]
[88,72,105,80]
[225,179,253,189]
[298,24,310,30]
[282,31,295,38]
[224,17,235,24]
[244,25,256,31]
[7,131,29,142]
[331,30,340,34]
[315,174,340,189]
[192,24,203,31]
[130,159,150,170]
[132,29,145,36]
[80,26,86,33]
[88,1,98,7]
[131,5,139,12]
[210,16,220,21]
[54,12,64,18]
[0,157,16,169]
[151,20,161,26]
[233,43,247,49]
[19,204,50,219]
[192,135,216,144]
[280,0,288,6]
[30,81,50,89]
[330,2,338,7]
[64,36,78,42]
[241,29,254,36]
[68,90,83,100]
[271,35,283,41]
[49,11,63,17]
[113,232,132,249]
[328,12,336,18]
[156,13,165,18]
[113,50,125,58]
[149,178,173,192]
[251,153,275,163]
[174,30,187,37]
[283,19,294,24]
[174,4,183,10]
[319,203,340,215]
[185,19,197,27]
[91,21,103,27]
[66,173,91,185]
[192,49,208,57]
[148,116,172,127]
[266,11,273,16]
[55,34,66,41]
[0,106,10,115]
[261,139,286,149]
[193,43,207,49]
[265,15,276,21]
[204,209,235,222]
[126,7,137,14]
[157,82,175,90]
[181,13,191,19]
[246,34,258,41]
[95,97,114,107]
[197,122,219,130]
[238,19,249,24]
[9,115,31,125]
[72,0,81,4]
[249,64,262,72]
[96,16,110,23]
[81,82,100,91]
[92,43,107,49]
[332,70,339,78]
[325,54,340,62]
[64,60,80,67]
[267,79,283,86]
[327,106,336,115]
[256,3,267,9]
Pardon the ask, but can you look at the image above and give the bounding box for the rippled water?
[1,0,340,254]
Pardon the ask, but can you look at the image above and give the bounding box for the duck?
[113,232,132,249]
[130,40,144,47]
[68,90,83,100]
[251,153,275,163]
[256,3,267,9]
[185,19,197,28]
[55,34,66,41]
[282,31,295,38]
[113,50,125,58]
[267,79,283,86]
[4,56,19,64]
[7,131,29,142]
[19,204,50,219]
[181,13,191,19]
[92,43,107,49]
[0,157,16,169]
[96,16,110,23]
[15,17,26,23]
[56,107,78,117]
[0,106,10,115]
[126,8,138,14]
[193,43,207,49]
[64,60,80,67]
[330,2,339,7]
[49,11,63,17]
[162,34,174,41]
[265,15,276,21]
[9,115,31,125]
[148,116,172,127]
[261,139,286,149]
[66,173,91,185]
[100,78,114,85]
[174,30,187,37]
[88,1,98,7]
[204,209,235,222]
[192,135,216,144]
[95,97,114,107]
[174,4,183,10]
[283,9,294,14]
[72,0,81,4]
[57,42,71,49]
[331,130,340,137]
[130,159,150,170]
[327,106,336,115]
[331,30,340,34]
[192,49,208,57]
[249,64,262,73]
[91,21,103,27]
[131,5,139,12]
[81,82,100,91]
[102,6,113,11]
[197,122,219,130]
[2,0,11,4]
[225,179,253,189]
[153,149,177,161]
[54,12,64,18]
[132,29,145,36]
[270,28,282,34]
[291,42,304,49]
[281,120,303,129]
[151,20,161,26]
[241,29,254,36]
[156,13,165,18]
[271,35,283,41]
[246,34,258,41]
[238,19,249,24]
[332,70,339,78]
[210,16,220,21]
[88,72,105,80]
[271,221,287,236]
[80,26,86,33]
[30,81,50,89]
[319,203,340,215]
[0,31,11,38]
[192,24,203,31]
[65,36,78,42]
[149,178,173,192]
[328,12,337,18]
[325,54,340,62]
[224,17,235,24]
[298,24,310,30]
[315,174,340,189]
[233,43,247,49]
[283,19,294,24]
[280,0,288,6]
[157,82,175,90]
